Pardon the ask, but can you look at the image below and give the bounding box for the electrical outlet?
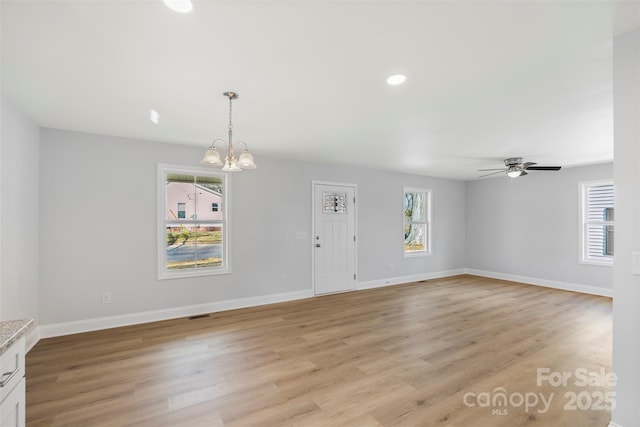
[102,293,111,304]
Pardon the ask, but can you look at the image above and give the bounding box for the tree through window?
[404,187,431,256]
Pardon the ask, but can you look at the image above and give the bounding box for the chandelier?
[201,91,257,171]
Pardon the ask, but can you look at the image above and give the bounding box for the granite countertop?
[0,319,34,354]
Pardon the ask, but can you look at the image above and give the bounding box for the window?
[177,203,186,219]
[158,165,229,279]
[403,187,431,256]
[580,180,614,265]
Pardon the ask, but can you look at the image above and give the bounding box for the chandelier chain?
[228,96,233,131]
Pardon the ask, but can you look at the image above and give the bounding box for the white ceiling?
[2,1,638,180]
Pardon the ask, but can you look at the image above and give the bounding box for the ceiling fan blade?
[520,170,528,176]
[522,162,537,169]
[479,170,506,178]
[477,168,507,171]
[526,166,561,171]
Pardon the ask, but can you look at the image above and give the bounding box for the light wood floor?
[26,275,612,426]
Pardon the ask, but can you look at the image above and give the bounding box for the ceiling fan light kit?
[506,168,524,178]
[478,157,561,178]
[201,91,257,172]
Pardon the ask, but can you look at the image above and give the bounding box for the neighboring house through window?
[403,187,431,256]
[580,180,614,265]
[158,165,229,279]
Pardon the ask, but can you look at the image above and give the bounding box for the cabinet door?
[0,377,25,427]
[0,337,25,404]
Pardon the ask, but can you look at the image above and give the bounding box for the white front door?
[313,182,356,295]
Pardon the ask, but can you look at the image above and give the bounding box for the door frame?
[311,180,358,296]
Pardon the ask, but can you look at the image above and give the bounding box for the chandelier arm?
[208,138,226,149]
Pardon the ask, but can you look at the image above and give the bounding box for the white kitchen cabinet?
[0,320,32,427]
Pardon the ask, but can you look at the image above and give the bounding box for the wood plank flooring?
[26,275,613,426]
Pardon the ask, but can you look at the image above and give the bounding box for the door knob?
[315,243,321,248]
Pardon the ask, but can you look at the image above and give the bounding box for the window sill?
[578,259,613,267]
[404,251,432,258]
[158,268,231,280]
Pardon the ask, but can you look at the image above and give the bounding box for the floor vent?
[188,314,211,320]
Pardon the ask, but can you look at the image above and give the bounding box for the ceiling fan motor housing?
[504,157,523,167]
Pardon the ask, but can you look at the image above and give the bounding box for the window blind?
[585,183,615,261]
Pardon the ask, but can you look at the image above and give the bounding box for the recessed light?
[387,74,407,85]
[163,0,193,14]
[150,109,160,124]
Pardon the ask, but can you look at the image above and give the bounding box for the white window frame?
[158,164,230,280]
[403,187,432,258]
[579,179,614,266]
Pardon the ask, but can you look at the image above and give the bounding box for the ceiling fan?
[478,157,562,178]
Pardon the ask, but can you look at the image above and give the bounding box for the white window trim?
[578,179,614,267]
[157,164,231,280]
[403,187,432,258]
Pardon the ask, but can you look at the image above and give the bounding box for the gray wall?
[466,162,614,291]
[38,128,467,326]
[0,96,40,329]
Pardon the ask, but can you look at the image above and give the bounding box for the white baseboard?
[38,289,314,339]
[357,269,467,291]
[36,269,467,340]
[25,327,40,353]
[608,422,624,427]
[465,269,613,298]
[34,268,611,341]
